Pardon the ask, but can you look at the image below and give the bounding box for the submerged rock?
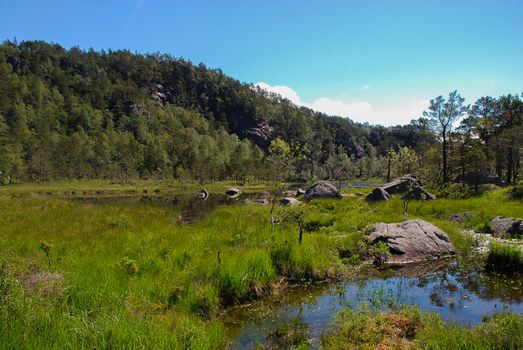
[304,181,341,201]
[225,187,242,199]
[367,219,456,265]
[491,216,523,237]
[365,187,390,202]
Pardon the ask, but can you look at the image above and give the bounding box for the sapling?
[39,241,53,269]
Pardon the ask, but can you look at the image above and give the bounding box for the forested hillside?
[0,40,435,183]
[0,40,520,185]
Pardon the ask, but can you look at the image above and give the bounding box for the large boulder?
[225,188,242,199]
[365,187,390,202]
[304,181,342,201]
[382,175,422,194]
[491,216,523,237]
[367,219,456,265]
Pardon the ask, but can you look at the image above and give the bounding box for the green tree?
[423,91,468,184]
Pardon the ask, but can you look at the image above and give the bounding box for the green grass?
[0,179,272,198]
[486,242,523,273]
[0,184,521,348]
[321,305,523,350]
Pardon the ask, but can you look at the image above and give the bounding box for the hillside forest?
[0,40,521,186]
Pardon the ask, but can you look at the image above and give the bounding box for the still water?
[225,260,523,349]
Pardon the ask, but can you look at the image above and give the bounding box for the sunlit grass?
[0,185,521,348]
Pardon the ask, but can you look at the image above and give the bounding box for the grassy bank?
[0,184,521,348]
[321,306,523,350]
[0,179,272,198]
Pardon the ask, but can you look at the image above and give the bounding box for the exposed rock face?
[491,216,523,237]
[244,120,274,148]
[381,175,422,194]
[448,212,479,223]
[225,188,242,199]
[403,186,436,200]
[365,187,390,202]
[304,181,342,201]
[279,197,300,206]
[196,188,209,200]
[367,219,457,265]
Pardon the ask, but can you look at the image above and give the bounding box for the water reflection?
[67,192,263,223]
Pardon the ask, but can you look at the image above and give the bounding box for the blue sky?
[1,0,522,125]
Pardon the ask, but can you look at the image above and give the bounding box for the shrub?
[118,257,139,276]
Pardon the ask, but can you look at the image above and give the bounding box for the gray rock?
[296,188,305,196]
[491,216,523,237]
[403,186,436,200]
[304,180,341,201]
[279,197,300,206]
[283,190,297,198]
[196,188,209,200]
[448,212,479,223]
[382,175,422,194]
[258,191,271,199]
[367,219,456,265]
[225,187,242,199]
[365,187,390,202]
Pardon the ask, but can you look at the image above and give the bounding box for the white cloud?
[358,84,371,90]
[255,82,303,106]
[255,82,429,126]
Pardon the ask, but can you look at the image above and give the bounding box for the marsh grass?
[321,305,523,350]
[0,185,521,348]
[486,242,523,273]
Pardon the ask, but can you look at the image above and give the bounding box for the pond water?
[225,260,523,349]
[68,192,263,222]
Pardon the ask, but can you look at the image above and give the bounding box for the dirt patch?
[20,270,66,299]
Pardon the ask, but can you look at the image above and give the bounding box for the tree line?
[0,40,521,186]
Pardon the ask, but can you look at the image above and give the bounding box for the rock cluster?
[365,175,436,202]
